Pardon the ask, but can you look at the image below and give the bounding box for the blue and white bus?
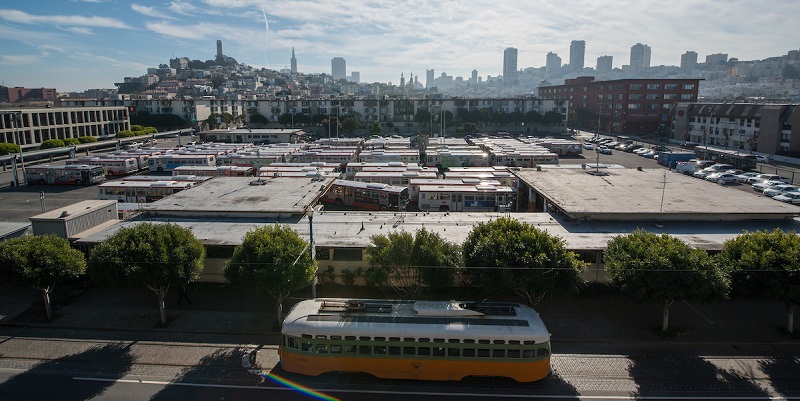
[147,154,216,172]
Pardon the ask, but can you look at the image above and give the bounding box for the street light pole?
[3,112,26,186]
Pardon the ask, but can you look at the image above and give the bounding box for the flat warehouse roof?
[514,168,799,221]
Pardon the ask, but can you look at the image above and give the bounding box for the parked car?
[706,172,738,184]
[597,146,612,155]
[723,169,744,176]
[583,143,594,150]
[773,191,800,205]
[752,180,788,192]
[624,144,643,152]
[693,167,716,179]
[755,155,770,163]
[748,174,791,185]
[642,150,658,158]
[736,172,759,182]
[763,185,800,197]
[633,148,650,155]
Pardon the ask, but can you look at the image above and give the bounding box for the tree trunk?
[41,289,53,321]
[662,300,673,332]
[148,285,170,325]
[276,297,284,328]
[788,304,796,334]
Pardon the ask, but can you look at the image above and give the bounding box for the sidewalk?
[0,285,796,345]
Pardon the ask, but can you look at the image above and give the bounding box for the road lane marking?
[72,377,799,399]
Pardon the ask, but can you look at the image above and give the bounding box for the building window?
[628,94,642,100]
[614,94,623,100]
[680,94,695,100]
[628,104,642,110]
[645,94,660,100]
[683,84,696,90]
[663,94,677,100]
[646,84,660,90]
[645,104,660,110]
[333,248,362,261]
[615,84,624,90]
[664,83,678,90]
[614,103,623,109]
[629,83,643,90]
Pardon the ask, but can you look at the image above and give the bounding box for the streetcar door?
[453,193,462,212]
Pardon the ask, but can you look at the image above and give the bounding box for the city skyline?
[0,0,798,92]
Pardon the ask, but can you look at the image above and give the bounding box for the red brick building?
[539,76,701,136]
[0,86,58,103]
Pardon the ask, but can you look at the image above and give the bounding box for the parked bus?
[694,145,758,171]
[424,150,490,168]
[408,178,502,203]
[171,165,254,177]
[345,162,409,179]
[98,180,196,203]
[123,174,212,185]
[71,157,139,176]
[280,298,551,382]
[442,170,517,187]
[321,179,409,211]
[417,184,516,212]
[353,170,438,186]
[147,154,216,172]
[490,151,559,167]
[25,164,106,186]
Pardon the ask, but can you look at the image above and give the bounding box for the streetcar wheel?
[380,205,388,211]
[439,205,450,212]
[157,167,164,172]
[335,198,343,206]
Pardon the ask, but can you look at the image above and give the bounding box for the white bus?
[25,164,106,186]
[123,174,212,185]
[147,154,216,172]
[353,170,439,186]
[442,170,517,187]
[71,157,139,176]
[424,150,490,168]
[344,162,408,180]
[171,165,254,177]
[408,178,502,203]
[358,150,421,164]
[98,180,196,203]
[490,151,559,167]
[321,179,409,211]
[417,184,516,212]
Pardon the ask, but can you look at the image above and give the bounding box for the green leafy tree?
[463,218,585,306]
[414,108,432,125]
[342,116,363,134]
[604,230,728,332]
[63,138,80,146]
[543,111,564,126]
[206,113,235,129]
[717,229,800,333]
[0,142,21,155]
[366,229,462,298]
[249,113,269,125]
[88,223,205,325]
[131,125,145,132]
[40,139,65,149]
[0,235,86,320]
[525,111,543,125]
[117,130,135,138]
[278,113,294,126]
[77,136,98,144]
[462,122,478,134]
[369,122,382,135]
[224,224,315,326]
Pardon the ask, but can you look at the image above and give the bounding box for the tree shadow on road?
[759,356,800,398]
[149,348,259,401]
[628,353,772,399]
[0,342,133,401]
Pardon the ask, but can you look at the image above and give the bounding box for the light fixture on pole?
[308,206,317,299]
[2,111,25,186]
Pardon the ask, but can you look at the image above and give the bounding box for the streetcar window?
[316,335,327,339]
[345,336,356,340]
[433,338,445,343]
[463,349,475,357]
[359,336,371,341]
[374,346,387,355]
[316,346,328,354]
[477,349,490,358]
[418,338,430,343]
[508,349,521,358]
[403,337,415,342]
[344,345,357,354]
[331,335,342,340]
[448,339,460,343]
[522,349,535,359]
[463,339,475,344]
[389,337,400,342]
[478,339,490,344]
[301,334,312,339]
[508,340,520,345]
[374,337,386,341]
[523,340,535,345]
[403,347,416,356]
[301,342,312,352]
[447,348,460,357]
[388,346,401,355]
[359,345,371,355]
[418,347,430,356]
[330,345,342,354]
[432,347,445,357]
[537,348,550,358]
[492,349,505,358]
[286,336,298,349]
[493,340,505,344]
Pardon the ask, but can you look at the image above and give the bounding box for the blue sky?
[0,0,798,92]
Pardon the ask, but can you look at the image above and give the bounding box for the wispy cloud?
[0,54,40,65]
[131,4,176,20]
[0,9,133,29]
[64,26,95,35]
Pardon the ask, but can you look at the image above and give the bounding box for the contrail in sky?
[261,1,269,67]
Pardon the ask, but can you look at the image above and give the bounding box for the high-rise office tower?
[331,57,346,79]
[570,40,586,70]
[680,51,698,69]
[503,47,518,81]
[290,47,297,74]
[705,53,729,65]
[426,69,434,88]
[630,43,651,68]
[216,40,223,59]
[546,52,562,74]
[471,69,478,84]
[596,55,613,73]
[350,71,360,83]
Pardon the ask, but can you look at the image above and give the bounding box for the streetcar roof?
[417,184,515,193]
[282,298,550,344]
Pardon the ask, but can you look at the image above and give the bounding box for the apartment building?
[0,107,130,149]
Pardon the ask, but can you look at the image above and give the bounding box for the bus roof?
[418,184,515,193]
[282,298,550,343]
